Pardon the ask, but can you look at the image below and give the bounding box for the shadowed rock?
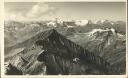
[5,29,117,75]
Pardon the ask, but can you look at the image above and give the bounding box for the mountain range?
[4,20,126,75]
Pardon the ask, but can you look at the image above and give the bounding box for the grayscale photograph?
[4,2,126,75]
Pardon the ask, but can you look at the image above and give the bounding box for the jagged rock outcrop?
[5,63,23,75]
[5,29,116,75]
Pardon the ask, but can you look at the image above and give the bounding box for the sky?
[4,2,126,21]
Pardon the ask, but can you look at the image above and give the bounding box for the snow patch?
[75,20,89,26]
[47,22,57,27]
[88,28,116,36]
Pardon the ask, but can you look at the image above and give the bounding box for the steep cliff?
[5,29,114,75]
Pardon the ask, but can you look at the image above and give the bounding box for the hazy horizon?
[4,2,126,21]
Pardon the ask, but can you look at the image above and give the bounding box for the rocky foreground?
[4,29,125,75]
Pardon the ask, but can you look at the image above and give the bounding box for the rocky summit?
[4,29,119,75]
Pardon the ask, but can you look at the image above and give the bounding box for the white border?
[1,0,127,78]
[4,0,127,2]
[126,0,127,77]
[0,0,4,77]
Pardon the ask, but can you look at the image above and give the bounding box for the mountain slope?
[68,28,126,74]
[5,29,115,75]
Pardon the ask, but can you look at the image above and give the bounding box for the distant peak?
[88,28,117,38]
[47,29,58,36]
[51,29,57,33]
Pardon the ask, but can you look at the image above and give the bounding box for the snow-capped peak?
[75,20,89,26]
[92,19,116,25]
[89,29,107,35]
[46,21,57,27]
[100,20,107,23]
[88,28,116,37]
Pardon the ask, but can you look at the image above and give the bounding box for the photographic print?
[3,2,126,75]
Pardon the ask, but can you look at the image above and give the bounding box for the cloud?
[5,2,58,21]
[26,3,57,18]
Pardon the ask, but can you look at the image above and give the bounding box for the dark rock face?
[4,29,121,75]
[37,51,105,75]
[5,63,23,75]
